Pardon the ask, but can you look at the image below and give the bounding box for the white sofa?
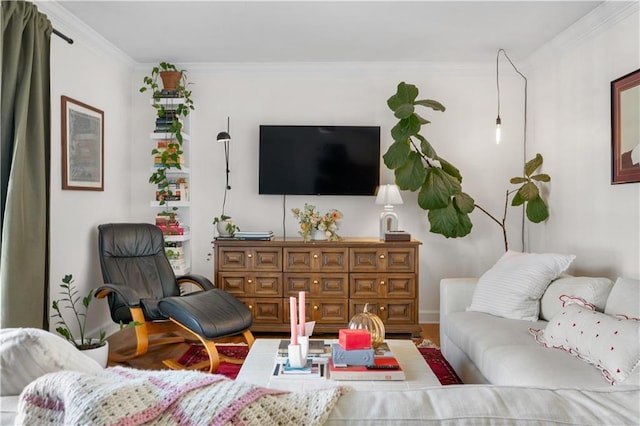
[440,275,640,388]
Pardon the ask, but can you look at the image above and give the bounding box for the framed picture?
[61,96,104,190]
[611,68,640,184]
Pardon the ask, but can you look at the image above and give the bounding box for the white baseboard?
[419,310,439,324]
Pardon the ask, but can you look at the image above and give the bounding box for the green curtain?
[1,1,52,328]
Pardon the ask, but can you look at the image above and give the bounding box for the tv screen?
[259,125,380,196]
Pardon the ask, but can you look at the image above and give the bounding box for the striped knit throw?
[17,366,347,425]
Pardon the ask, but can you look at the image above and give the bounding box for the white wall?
[526,3,640,280]
[41,2,135,337]
[129,64,526,323]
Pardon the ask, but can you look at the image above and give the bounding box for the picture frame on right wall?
[611,68,640,184]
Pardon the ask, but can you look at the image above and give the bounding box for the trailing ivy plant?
[383,82,550,250]
[140,62,194,206]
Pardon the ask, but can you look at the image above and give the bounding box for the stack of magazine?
[232,231,274,240]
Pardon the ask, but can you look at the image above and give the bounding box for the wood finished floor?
[107,323,440,370]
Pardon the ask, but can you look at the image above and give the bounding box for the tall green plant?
[383,82,550,250]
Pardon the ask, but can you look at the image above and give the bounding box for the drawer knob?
[313,280,319,284]
[379,254,385,259]
[313,305,319,310]
[247,253,253,258]
[380,280,385,285]
[379,306,385,311]
[247,279,253,284]
[248,305,253,309]
[313,254,319,259]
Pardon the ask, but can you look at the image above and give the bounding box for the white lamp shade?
[375,184,403,206]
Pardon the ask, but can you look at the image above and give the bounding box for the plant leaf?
[517,182,539,201]
[510,177,528,184]
[418,168,461,210]
[511,191,525,206]
[531,173,550,182]
[526,195,549,223]
[391,116,421,141]
[453,192,475,214]
[414,113,430,125]
[428,203,473,238]
[414,99,446,112]
[524,153,543,177]
[383,140,411,169]
[439,158,463,182]
[387,82,418,111]
[415,134,437,158]
[395,151,427,191]
[394,104,414,119]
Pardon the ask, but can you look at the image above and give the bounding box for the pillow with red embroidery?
[530,296,640,385]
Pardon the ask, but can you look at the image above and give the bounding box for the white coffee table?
[236,339,441,391]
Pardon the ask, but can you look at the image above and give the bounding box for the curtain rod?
[53,28,73,44]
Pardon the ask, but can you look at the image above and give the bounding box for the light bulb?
[495,116,502,144]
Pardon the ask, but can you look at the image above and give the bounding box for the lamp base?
[379,211,399,240]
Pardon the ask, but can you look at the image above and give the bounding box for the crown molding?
[35,1,136,68]
[524,1,639,68]
[137,61,494,76]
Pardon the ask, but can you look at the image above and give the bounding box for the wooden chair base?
[162,321,254,373]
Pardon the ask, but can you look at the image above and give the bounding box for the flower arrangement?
[292,203,343,242]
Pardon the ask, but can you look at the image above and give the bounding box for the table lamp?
[375,184,403,240]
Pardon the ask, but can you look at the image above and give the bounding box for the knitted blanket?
[16,366,347,425]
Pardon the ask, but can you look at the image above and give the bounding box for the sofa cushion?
[445,311,615,387]
[530,296,640,385]
[0,328,103,396]
[467,251,575,321]
[605,277,640,319]
[540,275,613,321]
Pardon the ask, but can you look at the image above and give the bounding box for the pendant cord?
[496,48,528,252]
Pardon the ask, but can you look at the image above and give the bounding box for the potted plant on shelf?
[383,82,550,250]
[140,62,194,206]
[213,214,239,238]
[52,274,139,367]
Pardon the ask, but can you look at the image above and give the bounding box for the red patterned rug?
[179,343,462,385]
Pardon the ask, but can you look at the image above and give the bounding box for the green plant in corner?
[52,274,140,350]
[383,82,550,250]
[140,62,194,206]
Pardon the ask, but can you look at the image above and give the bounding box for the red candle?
[290,296,298,345]
[299,291,306,336]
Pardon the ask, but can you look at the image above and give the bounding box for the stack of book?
[154,110,180,133]
[384,231,411,241]
[272,358,327,380]
[276,339,330,359]
[156,177,188,202]
[153,140,184,168]
[328,330,405,381]
[232,231,274,241]
[155,212,185,236]
[164,241,186,272]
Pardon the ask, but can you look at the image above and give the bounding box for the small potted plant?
[213,214,239,237]
[51,274,108,366]
[52,274,139,367]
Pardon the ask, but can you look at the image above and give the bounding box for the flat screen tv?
[259,125,380,196]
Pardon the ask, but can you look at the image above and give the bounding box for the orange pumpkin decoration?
[348,303,385,349]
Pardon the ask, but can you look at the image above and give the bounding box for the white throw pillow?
[0,328,103,396]
[467,251,575,321]
[540,275,613,321]
[530,296,640,385]
[605,277,640,319]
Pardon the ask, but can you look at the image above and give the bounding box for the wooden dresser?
[213,238,421,336]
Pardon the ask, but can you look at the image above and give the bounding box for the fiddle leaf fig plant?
[384,82,551,250]
[384,82,475,238]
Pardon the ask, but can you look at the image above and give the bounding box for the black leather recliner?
[95,223,254,372]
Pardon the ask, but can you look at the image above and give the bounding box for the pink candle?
[290,297,298,345]
[299,291,306,336]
